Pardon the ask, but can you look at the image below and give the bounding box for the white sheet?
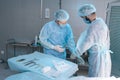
[68,76,120,80]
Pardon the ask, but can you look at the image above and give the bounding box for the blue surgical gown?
[39,20,75,59]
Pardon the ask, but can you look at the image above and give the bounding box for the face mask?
[59,24,66,27]
[83,17,91,24]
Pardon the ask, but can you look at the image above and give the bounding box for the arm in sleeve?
[39,24,54,49]
[76,26,95,55]
[66,26,76,54]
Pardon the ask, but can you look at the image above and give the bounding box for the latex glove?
[77,56,85,65]
[54,45,65,53]
[70,54,76,59]
[72,51,80,59]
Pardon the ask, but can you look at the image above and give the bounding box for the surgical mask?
[59,24,66,27]
[83,17,91,24]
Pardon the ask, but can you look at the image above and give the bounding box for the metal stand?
[0,59,4,63]
[6,39,16,62]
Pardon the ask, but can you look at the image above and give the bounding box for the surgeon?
[39,9,85,64]
[76,4,112,77]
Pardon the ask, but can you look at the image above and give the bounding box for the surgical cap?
[54,9,69,21]
[78,4,96,16]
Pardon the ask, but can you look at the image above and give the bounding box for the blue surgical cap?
[54,9,69,21]
[78,4,96,17]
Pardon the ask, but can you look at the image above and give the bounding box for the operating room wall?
[0,0,59,59]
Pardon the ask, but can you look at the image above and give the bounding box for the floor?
[0,63,19,80]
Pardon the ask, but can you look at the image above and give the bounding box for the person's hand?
[54,45,65,53]
[72,51,80,59]
[77,56,85,65]
[70,54,76,59]
[71,52,85,65]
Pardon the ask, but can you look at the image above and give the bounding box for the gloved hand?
[71,51,80,59]
[54,45,65,53]
[77,56,85,65]
[71,52,85,65]
[70,54,76,59]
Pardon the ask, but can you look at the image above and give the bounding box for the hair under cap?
[78,4,96,16]
[54,9,69,21]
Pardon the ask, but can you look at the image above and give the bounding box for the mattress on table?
[8,51,78,80]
